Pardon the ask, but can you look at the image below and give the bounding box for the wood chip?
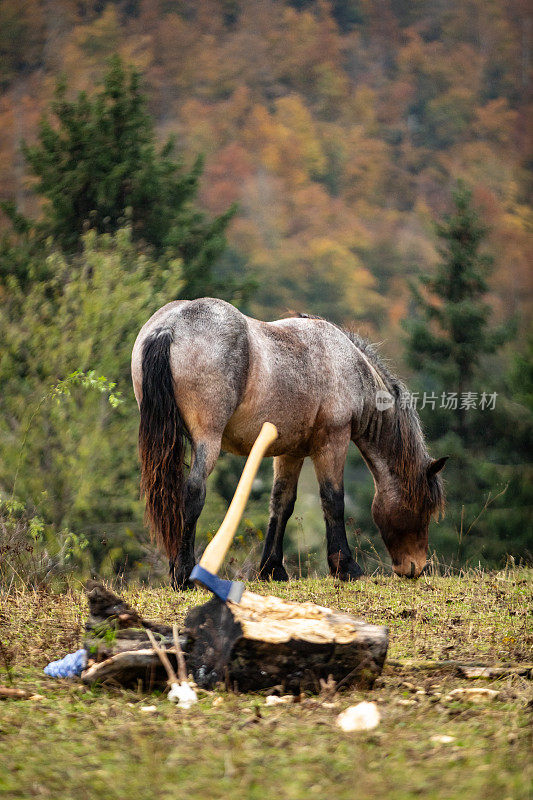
[446,688,499,702]
[0,686,33,700]
[265,694,293,705]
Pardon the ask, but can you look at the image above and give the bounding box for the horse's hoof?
[169,563,195,591]
[337,567,364,581]
[329,558,364,582]
[170,577,195,591]
[258,562,289,582]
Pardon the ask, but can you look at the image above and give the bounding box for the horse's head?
[371,457,448,578]
[372,494,431,578]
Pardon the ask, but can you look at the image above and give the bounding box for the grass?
[0,569,531,800]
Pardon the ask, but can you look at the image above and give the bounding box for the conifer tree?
[403,182,529,567]
[404,181,510,441]
[3,56,241,299]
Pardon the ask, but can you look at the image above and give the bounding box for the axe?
[189,422,278,602]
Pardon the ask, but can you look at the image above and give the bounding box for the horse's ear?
[427,456,449,477]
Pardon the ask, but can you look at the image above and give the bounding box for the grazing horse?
[131,297,447,589]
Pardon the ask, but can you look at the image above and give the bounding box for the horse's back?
[132,299,360,454]
[222,315,358,455]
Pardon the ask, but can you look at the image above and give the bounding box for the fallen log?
[81,582,389,693]
[83,582,185,688]
[387,659,533,679]
[458,664,533,680]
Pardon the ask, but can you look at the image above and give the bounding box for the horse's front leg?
[259,454,304,581]
[170,438,221,590]
[312,433,363,581]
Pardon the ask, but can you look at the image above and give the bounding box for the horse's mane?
[297,314,444,517]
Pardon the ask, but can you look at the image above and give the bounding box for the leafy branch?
[11,370,123,498]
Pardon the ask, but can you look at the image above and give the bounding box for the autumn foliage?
[0,0,530,333]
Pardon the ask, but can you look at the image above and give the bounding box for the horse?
[131,297,447,589]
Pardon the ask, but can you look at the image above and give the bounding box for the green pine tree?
[403,182,530,567]
[2,56,250,301]
[405,181,510,441]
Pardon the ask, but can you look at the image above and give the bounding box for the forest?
[0,0,531,584]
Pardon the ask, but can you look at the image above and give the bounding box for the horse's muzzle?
[392,559,427,579]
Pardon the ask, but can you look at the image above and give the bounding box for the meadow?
[1,569,531,800]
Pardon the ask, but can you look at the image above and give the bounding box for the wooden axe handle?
[199,422,278,576]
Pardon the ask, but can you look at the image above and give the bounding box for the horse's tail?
[138,327,190,564]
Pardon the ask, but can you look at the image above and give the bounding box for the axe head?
[189,564,244,604]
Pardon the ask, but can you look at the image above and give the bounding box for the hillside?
[1,0,531,335]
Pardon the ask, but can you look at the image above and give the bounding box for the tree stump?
[184,591,388,692]
[81,583,389,693]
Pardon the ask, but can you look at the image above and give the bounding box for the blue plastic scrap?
[44,649,87,678]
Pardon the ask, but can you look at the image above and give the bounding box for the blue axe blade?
[190,564,245,604]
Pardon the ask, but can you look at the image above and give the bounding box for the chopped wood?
[85,581,171,636]
[81,582,388,693]
[145,628,178,684]
[82,649,173,686]
[83,582,186,688]
[184,590,389,692]
[173,623,187,682]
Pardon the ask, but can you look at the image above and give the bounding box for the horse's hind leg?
[312,432,363,581]
[259,454,304,581]
[170,436,221,589]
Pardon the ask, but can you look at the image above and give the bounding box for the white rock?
[139,705,157,713]
[167,681,198,709]
[431,734,455,744]
[336,701,381,732]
